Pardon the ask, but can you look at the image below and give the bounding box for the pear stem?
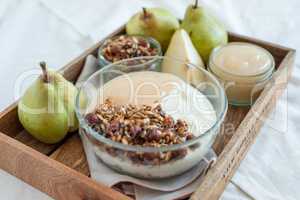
[194,0,199,8]
[142,7,150,18]
[39,61,49,83]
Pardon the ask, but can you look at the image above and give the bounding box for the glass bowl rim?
[75,56,228,153]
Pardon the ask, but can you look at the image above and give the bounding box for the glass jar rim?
[75,56,228,153]
[209,42,275,79]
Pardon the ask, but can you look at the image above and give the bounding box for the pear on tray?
[181,0,228,62]
[126,7,179,51]
[18,62,78,144]
[161,29,205,87]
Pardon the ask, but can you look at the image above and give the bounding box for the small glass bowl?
[208,42,275,106]
[75,56,227,179]
[98,35,162,69]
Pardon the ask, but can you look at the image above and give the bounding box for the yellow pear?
[181,0,228,62]
[18,62,78,144]
[161,29,205,87]
[126,8,180,51]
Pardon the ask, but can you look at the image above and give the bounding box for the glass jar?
[208,42,275,106]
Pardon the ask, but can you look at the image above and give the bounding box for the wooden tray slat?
[50,134,90,176]
[0,104,23,137]
[14,130,61,155]
[213,106,249,155]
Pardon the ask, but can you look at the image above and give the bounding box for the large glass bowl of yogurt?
[75,56,227,179]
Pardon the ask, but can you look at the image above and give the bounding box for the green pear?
[181,0,228,62]
[126,7,180,51]
[18,62,78,144]
[162,29,205,86]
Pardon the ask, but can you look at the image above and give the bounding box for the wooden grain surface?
[50,134,90,176]
[0,103,23,137]
[14,130,61,155]
[0,28,295,200]
[213,106,249,155]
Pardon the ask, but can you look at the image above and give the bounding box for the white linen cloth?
[75,55,217,200]
[0,0,299,199]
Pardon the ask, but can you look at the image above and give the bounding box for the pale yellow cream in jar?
[208,42,274,106]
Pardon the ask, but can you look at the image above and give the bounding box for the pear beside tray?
[0,25,295,200]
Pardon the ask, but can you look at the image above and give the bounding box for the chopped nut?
[121,137,128,145]
[116,134,122,142]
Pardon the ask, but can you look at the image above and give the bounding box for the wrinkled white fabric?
[0,0,299,199]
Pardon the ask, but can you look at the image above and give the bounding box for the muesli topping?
[101,35,159,63]
[85,98,194,146]
[85,98,196,165]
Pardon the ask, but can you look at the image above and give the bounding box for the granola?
[101,35,159,63]
[85,98,196,165]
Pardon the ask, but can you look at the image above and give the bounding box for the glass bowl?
[98,35,162,68]
[75,56,227,179]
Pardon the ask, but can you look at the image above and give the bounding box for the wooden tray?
[0,26,295,200]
